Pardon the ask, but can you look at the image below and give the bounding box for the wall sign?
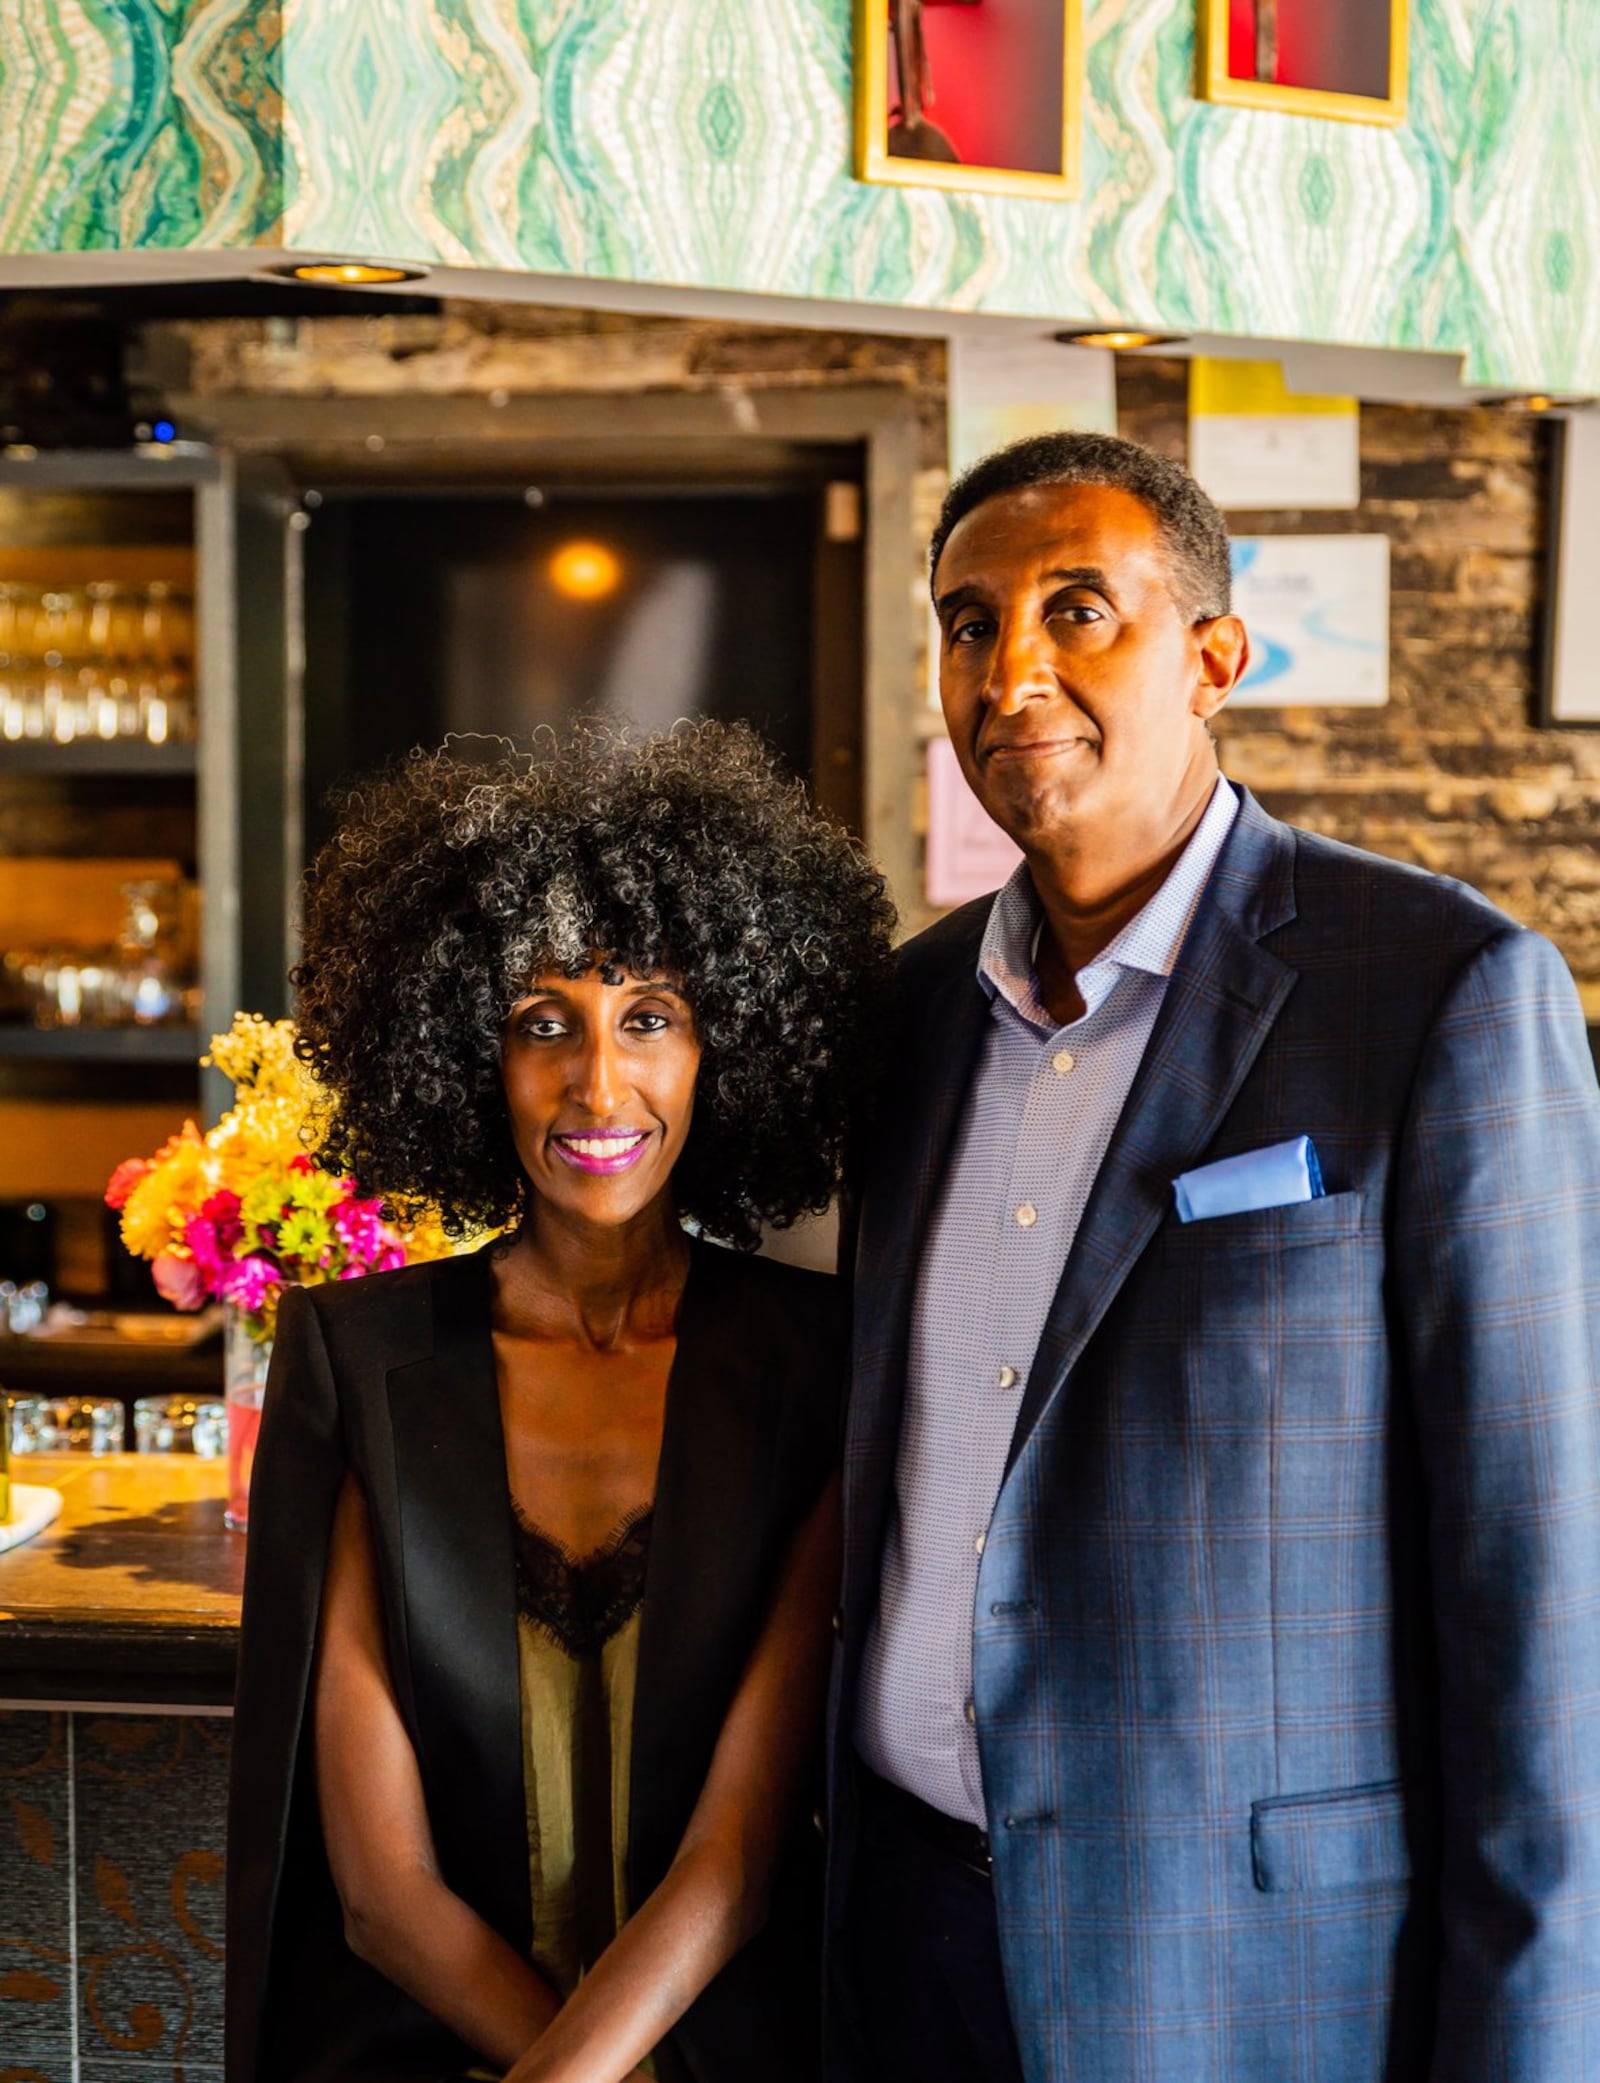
[1189,358,1361,511]
[925,735,1023,906]
[1197,0,1408,125]
[855,0,1082,201]
[1228,535,1390,708]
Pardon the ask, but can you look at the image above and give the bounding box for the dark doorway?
[301,483,858,858]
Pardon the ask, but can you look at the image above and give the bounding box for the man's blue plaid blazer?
[825,789,1600,2081]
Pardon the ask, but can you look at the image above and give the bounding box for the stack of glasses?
[0,580,196,746]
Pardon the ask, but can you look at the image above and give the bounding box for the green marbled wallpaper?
[0,0,286,253]
[1,0,1595,391]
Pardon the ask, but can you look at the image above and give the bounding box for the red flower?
[104,1159,151,1211]
[199,1189,244,1248]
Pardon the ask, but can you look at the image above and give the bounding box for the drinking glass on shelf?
[20,944,120,1028]
[134,1394,227,1457]
[116,877,196,1025]
[0,583,42,666]
[35,588,89,664]
[104,584,145,666]
[8,1394,125,1454]
[139,582,194,669]
[0,1282,49,1335]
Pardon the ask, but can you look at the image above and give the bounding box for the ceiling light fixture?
[1487,392,1591,413]
[1053,328,1186,351]
[272,261,427,287]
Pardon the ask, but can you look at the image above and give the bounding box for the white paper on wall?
[1228,534,1389,708]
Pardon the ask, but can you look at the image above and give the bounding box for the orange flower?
[104,1158,151,1211]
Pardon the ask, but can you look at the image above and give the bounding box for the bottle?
[0,1390,11,1524]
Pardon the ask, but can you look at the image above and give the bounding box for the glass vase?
[224,1307,273,1532]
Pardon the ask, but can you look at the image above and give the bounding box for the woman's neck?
[492,1197,690,1351]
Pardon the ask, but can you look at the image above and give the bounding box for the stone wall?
[1118,357,1599,1015]
[159,306,1597,1006]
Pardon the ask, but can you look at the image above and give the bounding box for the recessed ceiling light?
[272,261,427,287]
[1053,328,1186,351]
[1486,392,1590,412]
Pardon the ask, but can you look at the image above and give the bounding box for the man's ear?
[1191,614,1250,721]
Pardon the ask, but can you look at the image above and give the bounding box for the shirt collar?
[977,776,1240,1023]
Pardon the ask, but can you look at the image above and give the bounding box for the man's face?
[933,480,1244,853]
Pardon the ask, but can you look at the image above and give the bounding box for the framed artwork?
[1197,0,1408,125]
[854,0,1083,201]
[1541,417,1600,727]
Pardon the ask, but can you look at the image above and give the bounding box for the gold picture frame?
[854,0,1083,202]
[1196,0,1408,126]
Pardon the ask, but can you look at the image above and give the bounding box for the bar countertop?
[0,1452,242,1709]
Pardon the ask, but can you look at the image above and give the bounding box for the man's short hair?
[930,430,1233,623]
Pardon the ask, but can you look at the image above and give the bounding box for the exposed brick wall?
[158,310,1596,1004]
[158,305,948,467]
[1120,357,1599,1012]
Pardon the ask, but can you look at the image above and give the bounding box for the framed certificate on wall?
[854,0,1082,201]
[1197,0,1408,125]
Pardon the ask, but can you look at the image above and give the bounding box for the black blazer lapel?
[1005,792,1300,1475]
[385,1246,532,1952]
[844,924,990,1632]
[629,1241,792,1898]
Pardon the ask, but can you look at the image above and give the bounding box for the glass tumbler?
[8,1395,125,1453]
[134,1394,227,1457]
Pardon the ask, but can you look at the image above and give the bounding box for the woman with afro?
[226,723,895,2083]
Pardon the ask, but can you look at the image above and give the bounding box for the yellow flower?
[118,1122,208,1258]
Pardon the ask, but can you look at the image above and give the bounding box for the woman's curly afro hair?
[294,722,897,1250]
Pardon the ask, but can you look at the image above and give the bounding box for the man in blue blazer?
[826,431,1600,2081]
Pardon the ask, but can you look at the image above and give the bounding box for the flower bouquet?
[107,1014,452,1528]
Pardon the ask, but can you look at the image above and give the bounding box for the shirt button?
[1052,1048,1076,1075]
[1014,1203,1038,1229]
[965,1697,977,1726]
[997,1364,1019,1390]
[974,1531,986,1556]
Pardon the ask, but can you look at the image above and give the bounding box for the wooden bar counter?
[0,1454,242,2083]
[0,1451,242,1709]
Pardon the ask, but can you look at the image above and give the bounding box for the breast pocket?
[1125,1190,1384,1427]
[1163,1187,1369,1253]
[1252,1780,1412,1893]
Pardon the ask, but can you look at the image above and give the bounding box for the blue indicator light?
[152,419,176,443]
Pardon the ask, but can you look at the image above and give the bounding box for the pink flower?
[185,1214,228,1285]
[199,1188,244,1249]
[152,1252,208,1310]
[221,1255,282,1315]
[105,1158,151,1211]
[332,1196,388,1265]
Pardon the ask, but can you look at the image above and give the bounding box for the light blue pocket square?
[1173,1136,1326,1223]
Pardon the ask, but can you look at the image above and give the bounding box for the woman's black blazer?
[225,1238,844,2083]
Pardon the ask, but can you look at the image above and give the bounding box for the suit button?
[812,1808,826,1839]
[831,1607,843,1637]
[965,1697,977,1727]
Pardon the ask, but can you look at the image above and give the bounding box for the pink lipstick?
[550,1128,652,1176]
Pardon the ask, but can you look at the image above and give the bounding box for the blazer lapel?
[629,1241,776,1895]
[1005,792,1300,1476]
[385,1246,531,1951]
[844,929,990,1630]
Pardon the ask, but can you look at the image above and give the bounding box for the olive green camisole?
[465,1501,656,2082]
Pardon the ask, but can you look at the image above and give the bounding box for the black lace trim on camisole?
[511,1501,653,1658]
